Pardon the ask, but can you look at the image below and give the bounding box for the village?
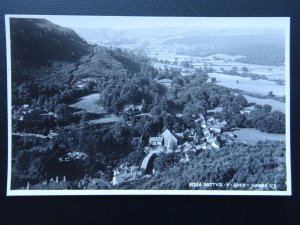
[111,109,235,187]
[13,94,242,190]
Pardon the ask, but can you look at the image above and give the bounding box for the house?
[130,165,139,173]
[201,122,207,129]
[124,104,143,113]
[195,115,205,123]
[211,127,221,133]
[180,153,190,163]
[182,142,195,152]
[112,164,141,186]
[161,129,183,149]
[149,137,163,146]
[220,120,227,127]
[240,108,252,114]
[28,177,70,190]
[211,141,220,150]
[175,132,184,139]
[196,143,207,151]
[148,129,184,150]
[203,129,210,138]
[207,135,217,144]
[199,113,205,121]
[176,113,183,118]
[207,117,215,124]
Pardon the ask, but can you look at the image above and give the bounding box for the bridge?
[139,149,162,173]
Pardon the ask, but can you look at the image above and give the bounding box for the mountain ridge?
[10,18,92,70]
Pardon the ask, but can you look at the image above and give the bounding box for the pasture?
[150,51,285,81]
[208,72,285,97]
[244,95,285,113]
[232,128,286,145]
[70,93,106,114]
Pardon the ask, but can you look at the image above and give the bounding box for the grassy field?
[244,95,285,113]
[89,114,123,124]
[232,128,286,145]
[151,51,285,81]
[70,93,107,114]
[195,61,284,79]
[70,93,122,124]
[208,72,285,97]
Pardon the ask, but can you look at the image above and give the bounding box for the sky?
[7,15,290,30]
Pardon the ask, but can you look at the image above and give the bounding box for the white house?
[148,129,184,150]
[161,129,180,150]
[211,141,220,150]
[149,137,163,146]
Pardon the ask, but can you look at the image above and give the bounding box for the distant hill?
[74,27,285,66]
[164,32,285,66]
[10,18,92,68]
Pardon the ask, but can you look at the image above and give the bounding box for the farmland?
[150,51,285,81]
[194,58,285,81]
[244,95,285,112]
[232,128,286,145]
[207,72,285,97]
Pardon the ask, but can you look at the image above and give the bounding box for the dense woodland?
[10,18,287,190]
[118,141,286,190]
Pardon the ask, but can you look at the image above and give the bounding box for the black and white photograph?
[6,15,291,195]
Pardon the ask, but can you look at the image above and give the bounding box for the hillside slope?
[10,18,92,67]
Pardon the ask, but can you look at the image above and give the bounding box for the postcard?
[5,15,291,195]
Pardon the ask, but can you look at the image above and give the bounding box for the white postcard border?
[5,15,292,196]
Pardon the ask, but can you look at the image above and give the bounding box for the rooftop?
[149,137,163,142]
[162,129,182,140]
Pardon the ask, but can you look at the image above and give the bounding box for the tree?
[181,61,192,68]
[55,104,73,126]
[168,139,177,151]
[141,99,148,113]
[242,67,248,73]
[268,91,275,97]
[235,94,248,108]
[245,105,285,133]
[229,67,238,75]
[263,104,272,113]
[153,153,180,172]
[211,77,217,83]
[130,137,144,152]
[12,148,58,185]
[163,113,175,130]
